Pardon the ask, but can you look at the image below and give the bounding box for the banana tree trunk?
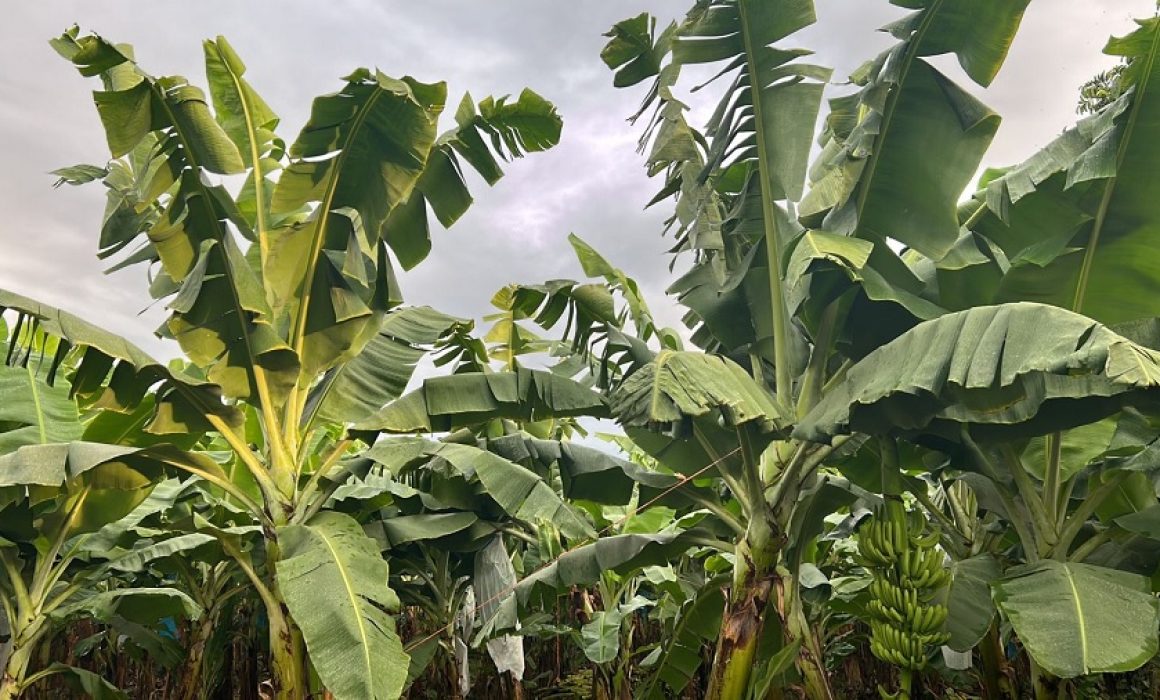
[267,600,309,700]
[706,519,779,700]
[0,641,33,700]
[978,622,1017,700]
[178,613,217,700]
[259,526,310,700]
[0,609,44,700]
[501,671,524,700]
[780,584,832,700]
[1030,658,1062,700]
[447,643,463,700]
[592,667,613,700]
[705,564,772,699]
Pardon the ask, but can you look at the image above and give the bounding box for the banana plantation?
[5,0,1160,698]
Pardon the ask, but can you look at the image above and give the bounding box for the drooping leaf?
[372,512,480,549]
[355,369,607,434]
[638,579,726,699]
[383,89,562,270]
[485,434,695,508]
[797,303,1160,444]
[308,306,471,426]
[517,532,702,605]
[1116,503,1160,540]
[363,438,594,540]
[967,18,1160,325]
[51,588,202,626]
[611,350,785,432]
[34,663,127,700]
[276,512,409,700]
[0,289,242,433]
[936,554,1002,652]
[103,532,218,572]
[269,70,443,378]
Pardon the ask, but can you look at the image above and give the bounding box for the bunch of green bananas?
[858,500,951,674]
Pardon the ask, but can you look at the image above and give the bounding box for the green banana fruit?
[858,502,952,675]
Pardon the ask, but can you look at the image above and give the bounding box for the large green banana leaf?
[1,289,241,433]
[601,1,826,383]
[0,442,159,492]
[306,306,471,427]
[362,437,594,539]
[383,90,562,270]
[936,554,1002,652]
[966,18,1160,325]
[0,443,173,546]
[796,303,1160,444]
[671,0,826,201]
[267,70,441,379]
[54,28,297,403]
[610,350,785,431]
[783,230,944,335]
[78,478,195,556]
[580,596,654,665]
[354,369,607,434]
[276,512,409,700]
[992,560,1160,677]
[203,36,285,234]
[791,0,1026,357]
[800,0,1023,258]
[0,365,81,453]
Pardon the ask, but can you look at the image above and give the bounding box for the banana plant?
[827,16,1160,697]
[7,26,562,699]
[87,477,257,700]
[350,270,744,697]
[592,1,1034,696]
[797,303,1160,696]
[394,231,872,698]
[0,444,198,700]
[0,317,212,698]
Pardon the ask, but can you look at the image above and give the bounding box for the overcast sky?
[0,1,1151,359]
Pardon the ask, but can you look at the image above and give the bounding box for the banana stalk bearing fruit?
[857,500,950,676]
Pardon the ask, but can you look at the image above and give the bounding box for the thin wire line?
[403,445,741,653]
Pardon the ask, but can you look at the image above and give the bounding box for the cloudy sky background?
[0,1,1152,360]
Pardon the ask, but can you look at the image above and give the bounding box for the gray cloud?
[0,0,1152,360]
